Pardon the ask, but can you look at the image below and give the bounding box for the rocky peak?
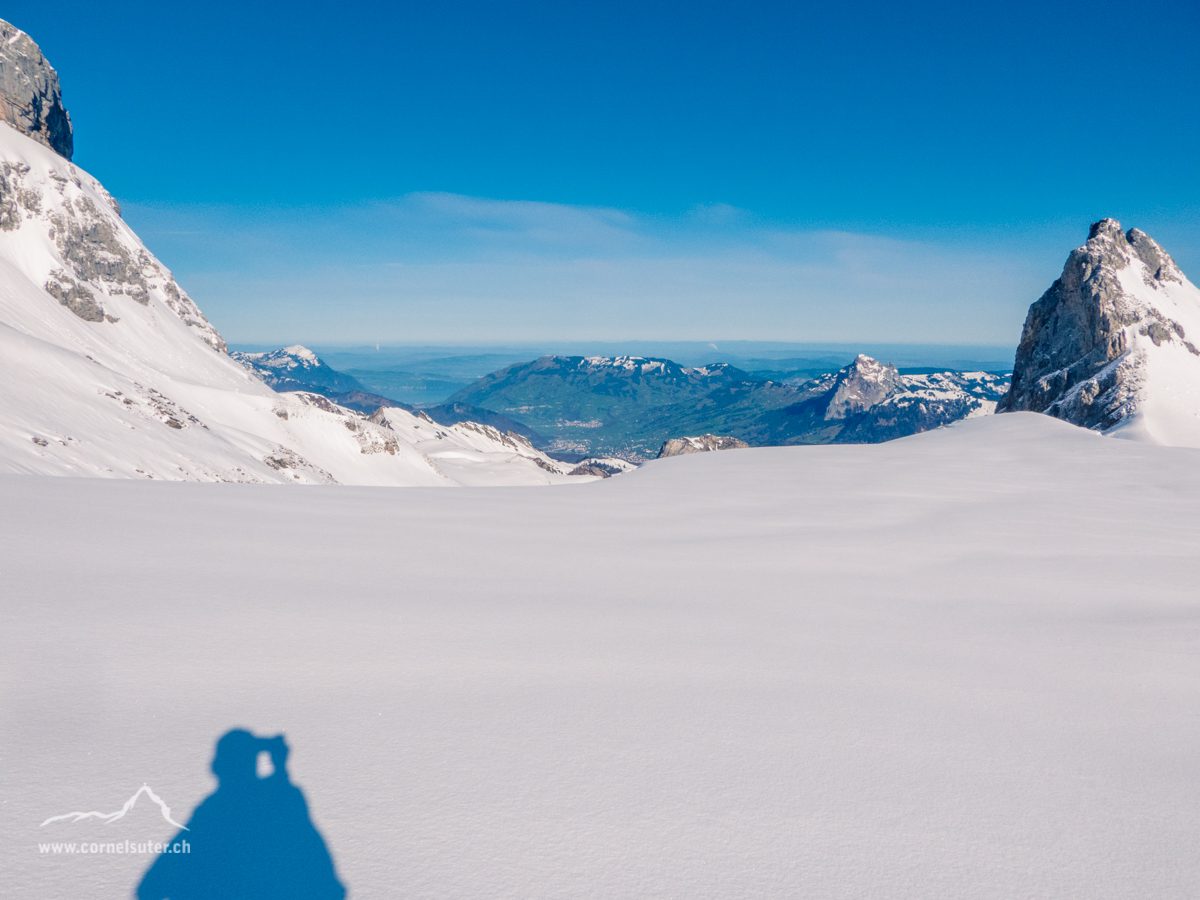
[0,20,72,159]
[998,219,1200,438]
[1087,217,1123,242]
[824,355,901,420]
[1078,218,1183,287]
[1126,228,1183,285]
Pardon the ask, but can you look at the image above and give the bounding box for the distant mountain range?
[237,348,1010,461]
[447,354,1009,459]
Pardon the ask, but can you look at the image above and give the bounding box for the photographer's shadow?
[137,729,346,900]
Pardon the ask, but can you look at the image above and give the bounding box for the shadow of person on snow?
[136,728,345,900]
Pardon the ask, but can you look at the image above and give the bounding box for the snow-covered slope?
[999,218,1200,446]
[6,414,1200,899]
[0,91,575,485]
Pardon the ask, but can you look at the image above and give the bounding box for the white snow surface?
[1105,260,1200,446]
[5,413,1200,899]
[0,124,570,486]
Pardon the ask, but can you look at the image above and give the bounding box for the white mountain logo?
[41,784,189,830]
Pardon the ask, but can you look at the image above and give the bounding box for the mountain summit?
[823,355,902,420]
[0,21,72,159]
[998,219,1200,446]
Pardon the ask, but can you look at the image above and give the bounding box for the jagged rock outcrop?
[998,219,1200,444]
[824,355,902,420]
[0,21,72,159]
[658,435,749,458]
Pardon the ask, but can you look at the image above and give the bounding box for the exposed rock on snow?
[567,457,639,477]
[999,219,1200,446]
[0,136,227,347]
[657,435,750,458]
[0,22,71,159]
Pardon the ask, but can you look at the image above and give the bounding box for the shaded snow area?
[0,123,573,486]
[5,413,1200,899]
[1109,258,1200,445]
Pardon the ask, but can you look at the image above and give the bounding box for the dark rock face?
[998,219,1194,430]
[0,20,73,159]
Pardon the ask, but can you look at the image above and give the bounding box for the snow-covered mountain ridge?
[999,219,1200,446]
[230,345,368,394]
[0,21,581,486]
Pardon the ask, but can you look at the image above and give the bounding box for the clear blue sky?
[8,0,1199,344]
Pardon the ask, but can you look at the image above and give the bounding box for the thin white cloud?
[124,194,1057,345]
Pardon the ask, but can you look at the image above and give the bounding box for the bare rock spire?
[998,219,1200,438]
[0,20,73,159]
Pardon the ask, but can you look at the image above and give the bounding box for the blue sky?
[9,0,1199,344]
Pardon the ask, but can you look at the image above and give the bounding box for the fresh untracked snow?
[5,413,1200,900]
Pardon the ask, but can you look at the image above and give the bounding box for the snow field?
[4,413,1200,899]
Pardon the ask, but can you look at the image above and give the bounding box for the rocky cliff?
[0,21,72,159]
[998,219,1200,445]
